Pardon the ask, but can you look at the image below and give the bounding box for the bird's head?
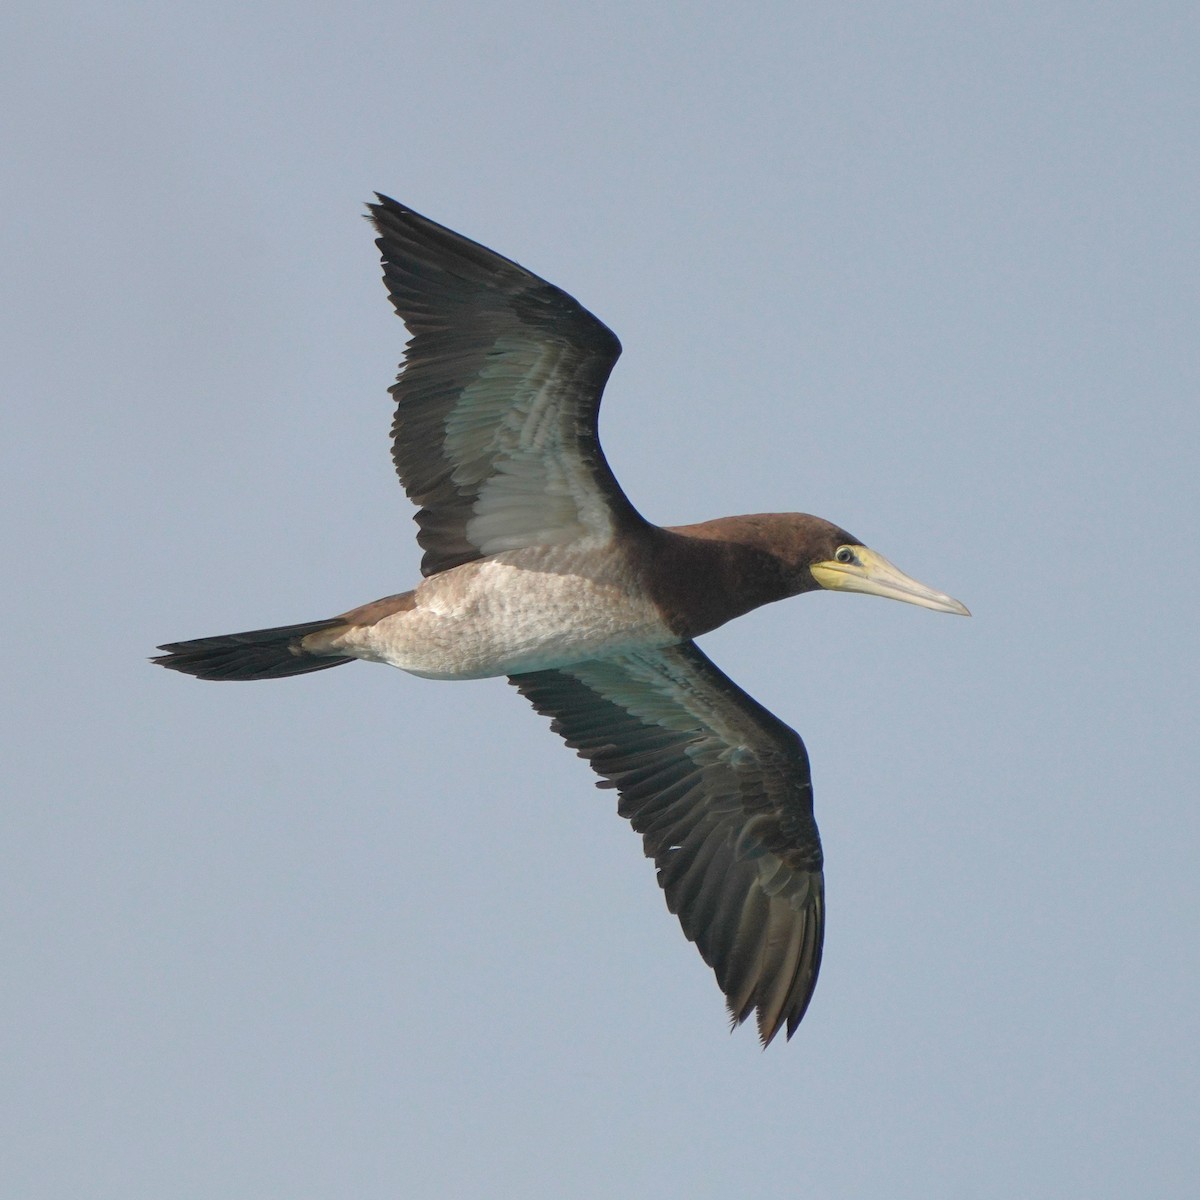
[656,513,969,634]
[789,515,970,615]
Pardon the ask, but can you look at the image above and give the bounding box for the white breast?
[338,545,678,680]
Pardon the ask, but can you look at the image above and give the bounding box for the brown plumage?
[155,196,968,1044]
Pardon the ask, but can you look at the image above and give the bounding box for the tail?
[153,617,354,681]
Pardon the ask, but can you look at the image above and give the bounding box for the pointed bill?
[811,547,970,616]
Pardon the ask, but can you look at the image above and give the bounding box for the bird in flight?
[156,196,969,1044]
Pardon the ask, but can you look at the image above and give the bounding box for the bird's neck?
[637,521,799,639]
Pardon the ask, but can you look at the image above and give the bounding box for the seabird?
[156,196,969,1044]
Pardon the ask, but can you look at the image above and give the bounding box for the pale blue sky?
[3,3,1198,1197]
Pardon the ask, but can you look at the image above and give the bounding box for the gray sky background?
[3,3,1197,1197]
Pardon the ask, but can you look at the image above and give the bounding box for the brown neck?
[636,520,801,639]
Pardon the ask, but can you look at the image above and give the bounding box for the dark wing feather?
[367,196,645,576]
[510,642,824,1045]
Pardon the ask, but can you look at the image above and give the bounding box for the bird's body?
[303,515,863,678]
[320,541,672,680]
[156,197,968,1044]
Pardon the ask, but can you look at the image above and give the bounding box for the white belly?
[338,547,677,680]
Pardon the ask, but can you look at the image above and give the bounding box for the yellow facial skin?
[811,546,970,616]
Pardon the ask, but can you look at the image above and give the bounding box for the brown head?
[649,513,969,638]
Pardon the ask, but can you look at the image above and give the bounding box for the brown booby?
[155,196,969,1044]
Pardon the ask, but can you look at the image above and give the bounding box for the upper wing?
[509,642,825,1045]
[368,196,646,577]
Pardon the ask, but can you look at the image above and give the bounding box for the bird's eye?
[835,546,856,564]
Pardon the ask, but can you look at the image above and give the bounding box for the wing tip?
[724,887,825,1047]
[724,986,816,1048]
[366,191,403,223]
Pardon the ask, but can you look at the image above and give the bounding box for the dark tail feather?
[153,618,354,681]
